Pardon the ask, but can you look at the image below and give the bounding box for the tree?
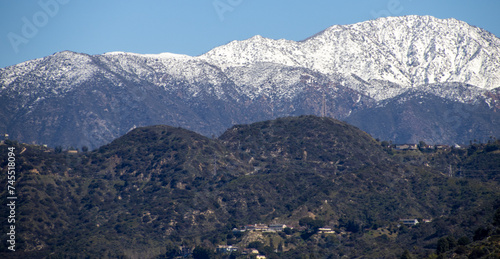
[299,217,325,232]
[436,237,449,254]
[192,246,212,259]
[164,242,179,259]
[248,241,264,251]
[469,247,488,259]
[278,242,284,253]
[457,236,471,246]
[345,220,360,233]
[262,245,274,255]
[400,249,413,259]
[445,236,457,249]
[493,208,500,227]
[81,146,89,152]
[473,227,491,241]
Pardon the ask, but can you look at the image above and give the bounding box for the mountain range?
[1,15,499,149]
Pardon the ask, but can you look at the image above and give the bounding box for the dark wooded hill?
[0,116,498,258]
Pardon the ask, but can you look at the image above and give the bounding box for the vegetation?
[0,116,498,258]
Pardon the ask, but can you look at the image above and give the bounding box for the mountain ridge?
[3,15,499,96]
[200,15,500,92]
[0,15,499,149]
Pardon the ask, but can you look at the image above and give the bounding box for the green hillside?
[0,116,499,258]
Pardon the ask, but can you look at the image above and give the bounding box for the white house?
[400,219,419,225]
[269,224,287,232]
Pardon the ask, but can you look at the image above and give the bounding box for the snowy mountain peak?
[0,50,98,94]
[1,15,499,102]
[200,15,500,91]
[248,35,264,41]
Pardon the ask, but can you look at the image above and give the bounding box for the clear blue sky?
[1,0,499,68]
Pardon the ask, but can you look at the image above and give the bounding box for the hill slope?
[1,116,499,258]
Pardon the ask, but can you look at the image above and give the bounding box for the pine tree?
[400,249,413,259]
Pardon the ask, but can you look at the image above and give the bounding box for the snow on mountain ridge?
[199,35,303,69]
[200,15,500,92]
[223,63,311,100]
[96,51,234,99]
[0,50,230,99]
[0,51,98,95]
[1,15,499,104]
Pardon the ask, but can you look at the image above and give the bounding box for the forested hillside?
[0,116,498,258]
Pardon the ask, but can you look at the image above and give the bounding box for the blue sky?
[1,0,499,68]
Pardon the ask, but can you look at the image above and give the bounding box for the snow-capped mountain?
[201,16,500,97]
[0,15,499,149]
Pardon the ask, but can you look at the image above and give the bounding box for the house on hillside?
[242,248,260,255]
[318,227,335,234]
[435,145,449,150]
[421,145,435,151]
[269,224,287,232]
[395,144,418,150]
[400,218,419,225]
[216,245,238,254]
[245,224,270,232]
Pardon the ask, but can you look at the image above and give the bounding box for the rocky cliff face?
[1,15,499,149]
